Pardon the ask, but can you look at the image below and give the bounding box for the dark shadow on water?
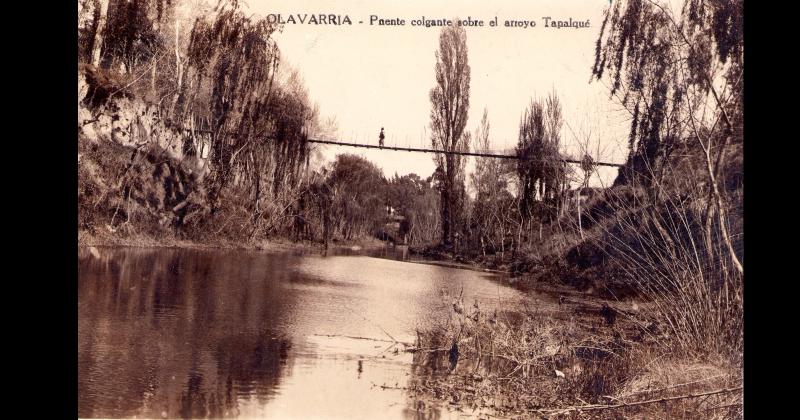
[78,246,526,419]
[78,248,301,419]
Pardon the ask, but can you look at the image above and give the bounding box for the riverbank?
[400,246,743,417]
[408,241,627,299]
[408,244,533,277]
[403,283,742,419]
[78,229,388,254]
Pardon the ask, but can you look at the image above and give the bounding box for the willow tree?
[429,22,471,247]
[182,0,312,219]
[387,173,440,246]
[592,0,743,272]
[95,0,169,73]
[516,92,566,240]
[327,154,387,241]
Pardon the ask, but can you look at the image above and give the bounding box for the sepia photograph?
[77,0,744,418]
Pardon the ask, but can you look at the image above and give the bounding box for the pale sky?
[244,0,633,187]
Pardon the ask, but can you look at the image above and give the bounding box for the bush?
[596,187,743,360]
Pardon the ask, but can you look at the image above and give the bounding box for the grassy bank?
[404,286,742,418]
[403,147,743,418]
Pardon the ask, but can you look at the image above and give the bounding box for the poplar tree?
[429,22,471,247]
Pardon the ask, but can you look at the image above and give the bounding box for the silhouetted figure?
[448,341,459,372]
[379,127,385,147]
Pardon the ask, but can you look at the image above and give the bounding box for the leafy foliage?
[516,92,567,224]
[592,0,743,187]
[429,23,471,246]
[78,0,321,243]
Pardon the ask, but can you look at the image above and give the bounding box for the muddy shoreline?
[78,230,520,277]
[78,230,389,252]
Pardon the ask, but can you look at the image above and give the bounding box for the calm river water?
[78,246,524,419]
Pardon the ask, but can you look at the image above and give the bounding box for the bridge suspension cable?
[163,123,623,168]
[307,138,623,168]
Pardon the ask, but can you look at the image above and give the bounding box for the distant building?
[380,207,408,244]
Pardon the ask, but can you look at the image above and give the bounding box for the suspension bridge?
[307,138,624,168]
[167,124,623,168]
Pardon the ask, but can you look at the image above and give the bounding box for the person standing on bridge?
[379,127,385,147]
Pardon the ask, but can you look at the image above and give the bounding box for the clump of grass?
[591,178,743,362]
[408,292,631,411]
[407,282,742,418]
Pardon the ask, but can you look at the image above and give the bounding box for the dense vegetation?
[77,0,441,248]
[409,1,743,417]
[78,0,743,416]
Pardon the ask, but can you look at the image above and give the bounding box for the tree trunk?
[175,18,182,89]
[92,0,110,67]
[441,184,451,246]
[81,0,102,63]
[702,138,743,275]
[170,16,183,118]
[151,59,157,97]
[577,191,583,241]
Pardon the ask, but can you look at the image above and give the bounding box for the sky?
[243,0,633,188]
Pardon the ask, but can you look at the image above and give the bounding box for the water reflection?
[78,247,523,419]
[78,248,300,418]
[371,244,410,261]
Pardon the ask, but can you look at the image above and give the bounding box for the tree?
[78,0,324,243]
[182,1,301,215]
[516,92,566,240]
[429,22,471,247]
[564,112,610,241]
[386,173,441,246]
[327,155,387,240]
[470,109,507,256]
[97,0,167,73]
[78,0,103,64]
[592,0,743,273]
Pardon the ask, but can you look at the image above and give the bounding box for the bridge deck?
[168,124,623,168]
[307,139,622,168]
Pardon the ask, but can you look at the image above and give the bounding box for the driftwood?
[372,382,409,391]
[311,333,412,347]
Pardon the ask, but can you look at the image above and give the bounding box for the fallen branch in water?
[341,304,403,344]
[404,346,451,353]
[405,332,480,354]
[312,333,412,346]
[372,381,409,391]
[532,386,743,415]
